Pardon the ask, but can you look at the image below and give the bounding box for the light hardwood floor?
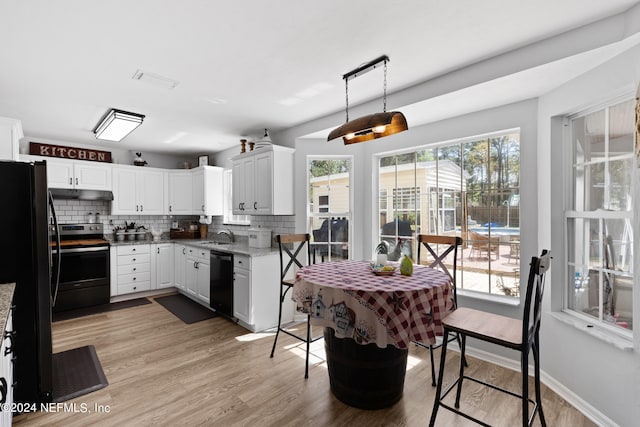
[14,295,595,427]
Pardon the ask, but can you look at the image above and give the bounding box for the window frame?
[563,96,635,340]
[374,128,521,299]
[307,155,354,262]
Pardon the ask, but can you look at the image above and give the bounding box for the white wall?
[538,44,640,427]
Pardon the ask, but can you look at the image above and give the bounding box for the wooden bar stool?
[429,250,551,427]
[269,233,321,379]
[413,234,465,386]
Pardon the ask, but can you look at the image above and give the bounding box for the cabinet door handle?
[132,258,136,262]
[182,248,186,255]
[194,262,199,269]
[133,267,137,271]
[133,286,137,290]
[169,205,173,212]
[157,248,160,254]
[132,248,136,251]
[141,205,143,212]
[69,178,73,185]
[254,202,257,210]
[202,204,205,212]
[133,277,136,281]
[136,205,139,212]
[76,177,79,185]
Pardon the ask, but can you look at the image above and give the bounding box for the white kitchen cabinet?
[184,246,210,304]
[112,166,166,215]
[174,244,187,291]
[151,243,174,289]
[46,158,112,191]
[192,166,223,216]
[110,244,151,296]
[233,255,251,324]
[231,155,254,215]
[1,308,14,427]
[231,145,294,215]
[232,252,281,332]
[168,171,193,214]
[0,117,23,161]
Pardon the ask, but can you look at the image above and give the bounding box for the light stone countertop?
[109,238,280,257]
[0,282,15,333]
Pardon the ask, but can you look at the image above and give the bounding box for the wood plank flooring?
[14,296,595,426]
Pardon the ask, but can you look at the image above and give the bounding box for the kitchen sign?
[29,142,112,163]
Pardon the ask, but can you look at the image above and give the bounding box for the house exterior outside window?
[377,130,520,297]
[565,98,635,335]
[307,157,352,262]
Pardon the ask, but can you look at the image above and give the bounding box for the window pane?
[463,139,489,191]
[609,99,635,155]
[573,110,606,163]
[308,158,352,262]
[609,158,632,210]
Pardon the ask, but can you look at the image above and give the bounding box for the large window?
[565,99,634,334]
[308,157,352,262]
[377,130,520,297]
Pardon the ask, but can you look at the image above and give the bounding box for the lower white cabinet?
[1,308,14,427]
[111,244,151,296]
[174,244,187,291]
[151,243,174,289]
[184,246,210,304]
[232,252,281,332]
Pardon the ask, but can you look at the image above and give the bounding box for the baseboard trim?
[444,345,619,427]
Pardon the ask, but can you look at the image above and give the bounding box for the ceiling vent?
[132,69,179,90]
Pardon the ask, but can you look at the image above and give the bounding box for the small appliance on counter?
[248,227,272,248]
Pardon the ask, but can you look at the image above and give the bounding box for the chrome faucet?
[217,229,234,243]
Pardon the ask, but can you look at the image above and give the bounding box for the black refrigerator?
[0,160,54,404]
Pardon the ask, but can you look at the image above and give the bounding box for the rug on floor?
[53,298,152,322]
[154,293,217,324]
[52,345,108,403]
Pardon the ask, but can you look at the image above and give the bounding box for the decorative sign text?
[29,142,112,163]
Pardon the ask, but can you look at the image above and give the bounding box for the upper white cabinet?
[231,145,294,215]
[168,171,193,215]
[0,117,23,161]
[192,166,223,216]
[28,157,113,191]
[112,166,166,215]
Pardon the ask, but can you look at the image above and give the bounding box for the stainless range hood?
[49,188,114,201]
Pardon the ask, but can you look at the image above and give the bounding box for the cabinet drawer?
[118,281,151,294]
[118,271,151,285]
[117,262,151,275]
[234,254,250,269]
[117,245,151,256]
[185,246,209,261]
[117,253,150,266]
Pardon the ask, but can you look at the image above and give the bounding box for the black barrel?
[324,327,408,409]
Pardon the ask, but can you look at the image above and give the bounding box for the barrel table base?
[323,327,408,410]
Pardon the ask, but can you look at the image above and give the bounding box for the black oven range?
[51,223,110,312]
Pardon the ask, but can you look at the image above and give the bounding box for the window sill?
[457,289,521,307]
[550,312,634,352]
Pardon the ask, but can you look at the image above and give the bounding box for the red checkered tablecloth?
[293,260,455,349]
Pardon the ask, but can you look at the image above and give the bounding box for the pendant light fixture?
[328,55,408,145]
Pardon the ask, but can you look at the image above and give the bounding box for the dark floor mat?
[53,298,152,322]
[154,294,217,324]
[52,345,108,403]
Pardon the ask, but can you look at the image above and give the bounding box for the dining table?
[292,259,455,409]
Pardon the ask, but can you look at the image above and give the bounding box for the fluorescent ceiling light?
[94,109,145,142]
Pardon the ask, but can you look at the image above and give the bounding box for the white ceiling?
[0,0,638,156]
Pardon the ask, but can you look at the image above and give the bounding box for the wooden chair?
[413,234,466,386]
[468,230,500,260]
[430,250,551,427]
[269,233,321,378]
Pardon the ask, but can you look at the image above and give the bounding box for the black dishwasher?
[210,250,234,317]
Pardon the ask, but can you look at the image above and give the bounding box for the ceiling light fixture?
[93,109,145,142]
[328,55,408,145]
